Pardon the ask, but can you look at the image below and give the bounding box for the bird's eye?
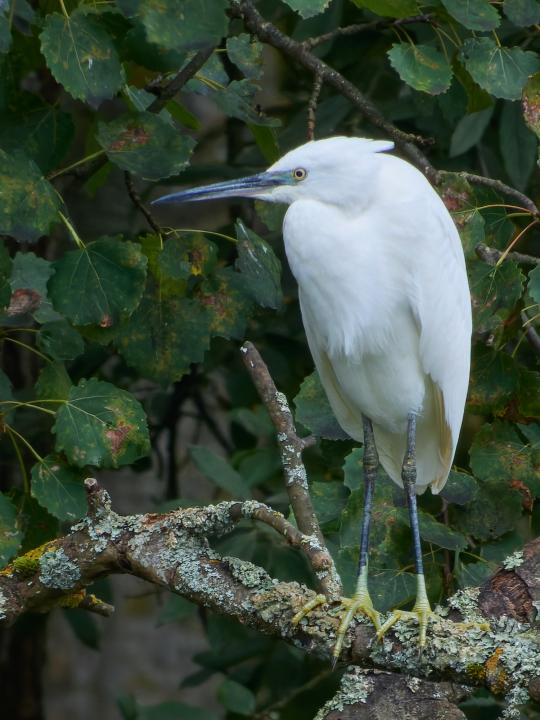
[293,167,307,181]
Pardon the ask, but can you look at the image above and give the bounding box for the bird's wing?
[299,291,364,442]
[409,193,472,491]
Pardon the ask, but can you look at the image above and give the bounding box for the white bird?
[153,136,473,659]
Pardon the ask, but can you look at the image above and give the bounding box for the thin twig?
[124,172,161,233]
[459,172,539,218]
[230,0,435,177]
[231,501,336,582]
[475,243,540,266]
[54,48,215,184]
[307,73,323,141]
[147,46,215,114]
[304,14,433,49]
[521,311,540,357]
[240,341,342,598]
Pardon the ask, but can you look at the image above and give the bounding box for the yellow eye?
[293,167,307,181]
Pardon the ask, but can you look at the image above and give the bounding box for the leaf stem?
[47,150,105,180]
[59,211,86,249]
[58,0,70,19]
[0,400,58,416]
[6,426,30,495]
[4,424,44,463]
[2,336,51,363]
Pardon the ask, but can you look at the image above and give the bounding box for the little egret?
[153,136,473,659]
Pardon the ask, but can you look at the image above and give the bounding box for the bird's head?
[152,136,394,209]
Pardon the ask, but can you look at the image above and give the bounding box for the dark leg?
[378,412,433,646]
[357,415,378,575]
[331,416,381,664]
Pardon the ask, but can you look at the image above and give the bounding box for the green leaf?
[523,72,540,138]
[0,239,11,308]
[504,0,540,26]
[198,268,253,340]
[140,0,228,51]
[0,6,11,54]
[370,569,416,612]
[282,0,332,18]
[40,10,125,103]
[528,263,540,306]
[48,238,147,327]
[0,150,60,243]
[388,43,453,95]
[397,508,467,550]
[217,679,256,716]
[235,221,282,310]
[469,260,524,337]
[212,80,280,127]
[156,594,196,625]
[455,560,495,588]
[352,0,420,18]
[499,101,537,190]
[9,251,58,322]
[54,378,150,468]
[449,107,494,157]
[30,455,87,522]
[454,482,522,540]
[64,608,101,650]
[0,368,14,424]
[0,492,22,567]
[440,471,478,505]
[115,282,212,384]
[35,363,72,401]
[0,106,74,174]
[517,369,540,418]
[38,321,85,361]
[441,0,500,30]
[190,446,251,499]
[311,481,349,524]
[137,701,218,720]
[467,346,519,416]
[227,34,263,80]
[294,371,349,441]
[461,38,540,100]
[470,421,540,496]
[158,233,218,281]
[97,112,195,180]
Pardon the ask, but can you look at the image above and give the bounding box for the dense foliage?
[1,0,540,717]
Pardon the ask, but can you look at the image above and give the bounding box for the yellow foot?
[377,606,435,648]
[292,592,381,666]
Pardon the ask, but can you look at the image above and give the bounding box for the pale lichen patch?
[39,548,81,590]
[0,589,7,620]
[313,666,374,719]
[502,551,524,570]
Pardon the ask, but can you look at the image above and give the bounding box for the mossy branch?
[1,479,539,717]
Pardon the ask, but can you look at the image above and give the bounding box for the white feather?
[275,140,471,494]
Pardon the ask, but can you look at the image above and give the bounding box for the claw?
[291,593,328,625]
[377,606,434,647]
[332,591,381,662]
[291,586,381,667]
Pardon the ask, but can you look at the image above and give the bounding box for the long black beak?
[151,171,284,205]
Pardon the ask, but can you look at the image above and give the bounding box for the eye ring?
[293,167,307,181]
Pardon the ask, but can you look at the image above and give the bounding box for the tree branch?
[459,172,540,218]
[229,0,436,178]
[475,243,539,267]
[303,14,434,50]
[124,171,161,233]
[1,480,539,714]
[240,341,341,599]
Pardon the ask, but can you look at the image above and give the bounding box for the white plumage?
[152,135,474,650]
[268,137,471,494]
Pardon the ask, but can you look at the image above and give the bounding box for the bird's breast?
[283,199,412,358]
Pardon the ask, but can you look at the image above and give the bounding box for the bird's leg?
[332,416,381,662]
[292,416,382,664]
[377,413,434,647]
